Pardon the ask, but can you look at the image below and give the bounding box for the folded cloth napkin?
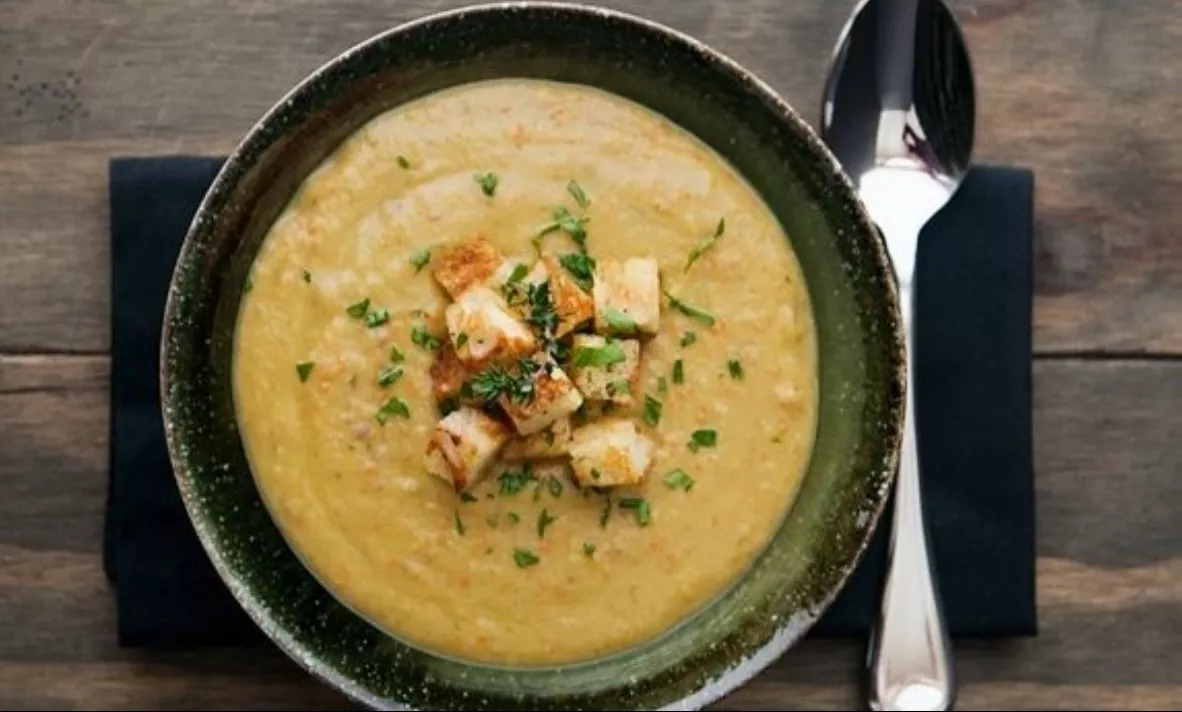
[104,155,1036,647]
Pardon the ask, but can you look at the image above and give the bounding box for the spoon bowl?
[819,0,977,710]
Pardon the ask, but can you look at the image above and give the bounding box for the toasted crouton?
[593,257,661,336]
[432,235,505,299]
[444,286,536,369]
[568,417,654,487]
[425,406,512,491]
[430,341,472,404]
[501,417,573,461]
[522,255,595,337]
[498,356,584,436]
[568,334,641,405]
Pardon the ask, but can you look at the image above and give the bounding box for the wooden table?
[1,0,1179,709]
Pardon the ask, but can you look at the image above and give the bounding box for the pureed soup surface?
[233,79,818,667]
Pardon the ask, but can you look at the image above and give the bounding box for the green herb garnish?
[607,379,631,397]
[346,298,370,319]
[547,476,563,498]
[439,396,460,416]
[409,247,431,273]
[470,359,539,405]
[583,542,596,558]
[657,376,668,396]
[688,429,718,452]
[536,206,590,252]
[599,496,613,528]
[643,395,662,427]
[366,307,390,328]
[685,217,725,270]
[377,365,403,387]
[302,269,312,283]
[506,511,521,525]
[460,491,478,503]
[411,325,442,350]
[664,469,695,492]
[604,308,637,334]
[454,510,466,535]
[618,497,652,526]
[375,396,411,424]
[475,171,498,197]
[728,358,744,380]
[672,359,684,384]
[498,466,537,496]
[513,548,540,568]
[296,362,315,383]
[537,508,558,538]
[664,290,715,326]
[508,263,529,283]
[681,331,697,347]
[567,180,590,209]
[574,341,627,368]
[389,346,405,363]
[396,155,411,169]
[558,252,596,292]
[455,333,469,350]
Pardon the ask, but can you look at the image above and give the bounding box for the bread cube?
[444,286,536,369]
[568,334,641,405]
[568,418,655,487]
[430,341,471,404]
[432,235,505,299]
[498,356,584,436]
[522,255,595,337]
[425,406,512,491]
[593,258,660,336]
[501,416,573,461]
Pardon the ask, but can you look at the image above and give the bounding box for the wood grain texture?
[0,0,1180,352]
[1,355,1179,710]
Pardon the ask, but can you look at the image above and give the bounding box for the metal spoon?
[819,0,975,709]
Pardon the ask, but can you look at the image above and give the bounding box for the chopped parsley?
[375,396,410,424]
[535,206,590,252]
[296,362,315,383]
[547,476,564,498]
[460,491,478,503]
[657,376,668,396]
[455,333,469,350]
[346,298,370,319]
[664,469,695,491]
[537,508,558,538]
[672,359,684,384]
[567,180,590,209]
[643,395,662,427]
[513,548,540,568]
[685,217,726,270]
[558,252,596,292]
[688,429,718,452]
[396,155,411,169]
[508,263,530,283]
[728,358,744,380]
[607,379,631,397]
[681,331,698,347]
[604,308,637,334]
[366,307,390,328]
[506,511,521,525]
[302,269,312,283]
[599,496,613,528]
[470,359,539,405]
[377,365,403,387]
[409,247,431,273]
[664,290,716,326]
[454,510,466,535]
[618,497,652,526]
[389,346,405,363]
[411,325,442,350]
[475,171,498,197]
[498,466,537,496]
[583,542,596,558]
[574,341,627,368]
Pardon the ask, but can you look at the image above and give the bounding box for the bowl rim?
[159,2,905,710]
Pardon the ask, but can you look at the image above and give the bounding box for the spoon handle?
[867,289,954,712]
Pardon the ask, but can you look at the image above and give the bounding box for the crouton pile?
[424,235,661,495]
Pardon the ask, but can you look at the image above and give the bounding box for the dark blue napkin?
[104,155,1036,646]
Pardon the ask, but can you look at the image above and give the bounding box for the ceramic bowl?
[160,3,905,709]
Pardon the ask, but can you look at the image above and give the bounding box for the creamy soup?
[233,78,818,667]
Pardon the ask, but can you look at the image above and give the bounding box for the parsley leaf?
[574,341,627,368]
[599,496,613,528]
[296,362,315,383]
[567,180,590,209]
[366,307,390,328]
[454,510,466,535]
[643,395,662,427]
[396,155,411,169]
[302,269,312,283]
[513,548,540,568]
[672,359,684,384]
[389,346,405,363]
[411,325,442,350]
[460,491,478,503]
[378,365,403,387]
[475,171,498,197]
[547,476,563,498]
[537,508,558,538]
[685,217,725,270]
[664,469,695,491]
[657,376,668,395]
[498,466,537,496]
[618,497,652,526]
[455,333,469,350]
[688,429,718,452]
[346,298,370,319]
[728,358,744,380]
[680,331,697,347]
[536,206,590,252]
[375,396,410,424]
[409,247,431,273]
[664,290,715,326]
[604,308,637,334]
[558,252,596,292]
[508,263,529,283]
[583,542,596,558]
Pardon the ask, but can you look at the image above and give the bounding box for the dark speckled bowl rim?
[159,2,905,710]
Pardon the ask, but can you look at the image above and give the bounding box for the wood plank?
[0,355,1179,708]
[1,0,1181,353]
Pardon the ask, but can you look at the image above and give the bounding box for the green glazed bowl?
[160,2,905,709]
